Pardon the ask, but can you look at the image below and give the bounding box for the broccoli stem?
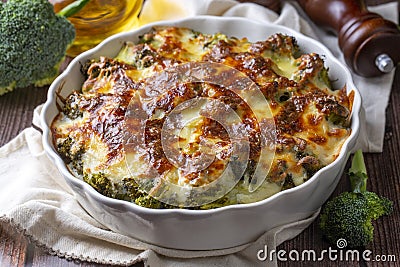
[348,149,368,194]
[57,0,90,18]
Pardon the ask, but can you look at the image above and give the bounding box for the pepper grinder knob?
[375,53,394,73]
[297,0,400,77]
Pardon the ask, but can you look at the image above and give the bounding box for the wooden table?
[1,1,399,266]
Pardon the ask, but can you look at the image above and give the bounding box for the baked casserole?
[51,26,354,209]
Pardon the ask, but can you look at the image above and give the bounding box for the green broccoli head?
[320,191,392,248]
[0,0,75,95]
[320,150,393,248]
[364,191,393,220]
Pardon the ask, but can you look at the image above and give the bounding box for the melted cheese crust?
[52,26,353,208]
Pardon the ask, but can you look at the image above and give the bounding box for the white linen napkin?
[0,1,398,266]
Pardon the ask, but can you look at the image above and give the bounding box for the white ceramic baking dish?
[41,16,361,250]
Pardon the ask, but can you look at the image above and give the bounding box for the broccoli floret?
[62,92,83,119]
[83,173,114,197]
[293,53,332,89]
[134,195,166,209]
[364,191,393,220]
[120,178,144,201]
[320,150,393,248]
[84,174,130,200]
[0,0,88,95]
[119,178,174,209]
[250,34,300,80]
[297,155,321,177]
[317,66,332,90]
[254,33,299,59]
[203,33,229,48]
[327,110,350,126]
[314,93,350,126]
[115,43,157,69]
[57,136,84,174]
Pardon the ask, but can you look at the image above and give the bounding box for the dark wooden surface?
[1,0,399,266]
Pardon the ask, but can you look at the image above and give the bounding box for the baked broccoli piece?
[116,43,158,69]
[57,136,84,174]
[292,53,332,89]
[0,0,88,95]
[134,195,166,209]
[250,34,301,81]
[62,91,84,119]
[326,103,350,126]
[119,178,173,209]
[314,94,350,127]
[316,65,331,89]
[83,173,114,197]
[297,155,321,177]
[320,150,393,248]
[251,33,299,59]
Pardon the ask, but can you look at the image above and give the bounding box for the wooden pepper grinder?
[297,0,400,77]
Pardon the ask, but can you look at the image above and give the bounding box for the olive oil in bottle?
[51,0,143,56]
